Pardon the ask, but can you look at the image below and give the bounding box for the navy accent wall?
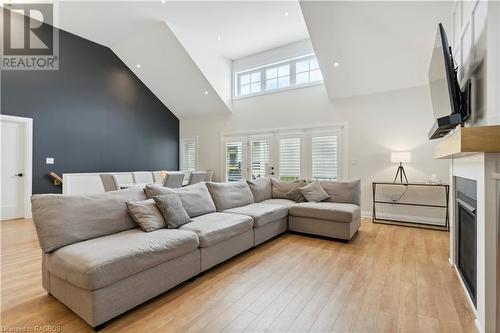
[1,24,179,194]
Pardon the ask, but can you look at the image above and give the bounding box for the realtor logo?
[1,3,59,70]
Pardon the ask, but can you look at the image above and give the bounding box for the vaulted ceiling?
[300,1,453,99]
[54,1,452,118]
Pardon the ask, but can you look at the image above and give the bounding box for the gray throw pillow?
[271,178,307,202]
[144,183,216,218]
[247,177,272,202]
[153,194,192,229]
[126,199,166,232]
[300,182,330,202]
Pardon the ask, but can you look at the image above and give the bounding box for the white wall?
[180,83,450,220]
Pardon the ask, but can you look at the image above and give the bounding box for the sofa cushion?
[126,199,166,232]
[320,180,361,206]
[47,228,199,290]
[206,181,254,212]
[153,194,192,229]
[31,187,146,253]
[271,179,307,202]
[144,183,216,218]
[300,182,330,202]
[260,199,297,208]
[180,212,253,247]
[247,177,272,203]
[224,203,289,227]
[289,202,361,223]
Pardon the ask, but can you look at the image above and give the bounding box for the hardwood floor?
[1,218,477,333]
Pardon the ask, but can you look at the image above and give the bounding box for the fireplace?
[455,176,477,307]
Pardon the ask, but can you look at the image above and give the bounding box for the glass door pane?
[312,135,338,180]
[278,136,301,181]
[225,141,244,181]
[250,138,270,180]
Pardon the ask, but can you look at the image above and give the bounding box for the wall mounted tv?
[428,23,471,140]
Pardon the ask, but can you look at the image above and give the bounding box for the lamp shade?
[391,151,411,163]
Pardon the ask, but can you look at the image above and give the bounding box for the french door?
[224,136,274,181]
[223,127,342,181]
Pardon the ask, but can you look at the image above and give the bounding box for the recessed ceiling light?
[217,36,222,41]
[136,64,141,68]
[284,11,289,17]
[333,62,340,67]
[160,0,166,3]
[204,90,209,95]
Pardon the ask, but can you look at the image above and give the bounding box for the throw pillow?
[300,182,330,202]
[153,194,192,229]
[126,199,166,232]
[247,177,272,202]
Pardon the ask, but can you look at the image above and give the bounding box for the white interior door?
[1,119,26,220]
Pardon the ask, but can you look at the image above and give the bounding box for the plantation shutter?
[182,139,197,172]
[312,135,338,180]
[279,137,301,181]
[226,141,243,181]
[250,139,270,180]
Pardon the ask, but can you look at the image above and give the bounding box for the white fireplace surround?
[449,153,500,333]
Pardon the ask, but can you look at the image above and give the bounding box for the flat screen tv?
[428,23,470,139]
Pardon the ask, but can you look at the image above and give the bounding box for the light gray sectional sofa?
[31,178,360,329]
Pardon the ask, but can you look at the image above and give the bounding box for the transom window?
[235,54,323,98]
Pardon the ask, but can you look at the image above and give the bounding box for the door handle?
[15,173,23,177]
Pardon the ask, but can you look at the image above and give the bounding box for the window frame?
[180,137,198,172]
[233,54,324,99]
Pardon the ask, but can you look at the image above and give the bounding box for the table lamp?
[391,151,411,183]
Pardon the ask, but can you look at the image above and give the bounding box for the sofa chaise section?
[288,180,361,240]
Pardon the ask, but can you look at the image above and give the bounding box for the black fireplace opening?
[455,176,477,307]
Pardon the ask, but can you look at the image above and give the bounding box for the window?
[295,57,322,85]
[312,135,338,180]
[181,138,197,171]
[250,139,270,179]
[265,64,290,90]
[235,54,323,98]
[239,71,261,96]
[225,141,244,181]
[279,137,301,181]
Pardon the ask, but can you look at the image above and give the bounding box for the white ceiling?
[55,1,309,118]
[164,1,308,60]
[49,1,452,115]
[300,1,453,99]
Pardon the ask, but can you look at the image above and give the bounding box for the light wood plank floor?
[1,218,477,333]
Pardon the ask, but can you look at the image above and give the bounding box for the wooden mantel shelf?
[434,125,500,159]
